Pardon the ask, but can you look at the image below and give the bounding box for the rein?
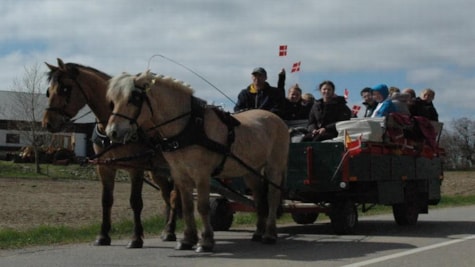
[145,111,191,133]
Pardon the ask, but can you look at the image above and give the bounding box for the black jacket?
[282,99,312,120]
[234,72,286,116]
[411,97,439,121]
[306,96,352,141]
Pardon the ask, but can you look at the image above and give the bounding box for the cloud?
[1,0,474,124]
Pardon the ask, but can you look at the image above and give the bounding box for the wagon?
[209,115,445,234]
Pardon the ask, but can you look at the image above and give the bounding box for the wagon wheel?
[392,183,421,225]
[329,200,358,235]
[210,198,234,231]
[291,212,319,225]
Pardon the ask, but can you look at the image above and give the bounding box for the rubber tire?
[329,200,358,235]
[392,183,421,226]
[210,198,234,231]
[291,212,319,225]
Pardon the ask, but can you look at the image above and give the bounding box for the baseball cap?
[251,67,267,76]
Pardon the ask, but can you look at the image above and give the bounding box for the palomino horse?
[105,71,289,252]
[42,59,178,248]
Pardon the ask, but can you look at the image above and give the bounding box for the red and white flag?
[352,105,361,116]
[291,61,301,73]
[279,45,288,56]
[344,131,362,156]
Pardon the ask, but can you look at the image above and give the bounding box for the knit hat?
[371,84,389,99]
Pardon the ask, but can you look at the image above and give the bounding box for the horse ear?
[57,58,66,69]
[45,62,58,72]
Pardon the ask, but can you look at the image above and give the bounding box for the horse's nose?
[106,126,120,142]
[110,130,118,141]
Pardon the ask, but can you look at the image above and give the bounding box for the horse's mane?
[47,62,111,82]
[141,71,194,95]
[107,71,195,104]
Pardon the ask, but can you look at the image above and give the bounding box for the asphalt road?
[1,205,475,267]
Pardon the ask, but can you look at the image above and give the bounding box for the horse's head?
[42,58,89,132]
[105,71,156,143]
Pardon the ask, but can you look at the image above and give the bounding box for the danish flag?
[352,105,361,116]
[291,61,301,73]
[344,131,362,156]
[279,45,288,56]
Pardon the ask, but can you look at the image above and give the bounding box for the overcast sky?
[2,0,474,124]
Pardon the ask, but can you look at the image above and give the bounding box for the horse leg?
[262,171,284,244]
[126,170,145,248]
[94,165,116,246]
[174,178,198,250]
[245,176,267,242]
[149,171,177,241]
[195,180,214,253]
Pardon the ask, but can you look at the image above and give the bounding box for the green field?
[0,161,474,250]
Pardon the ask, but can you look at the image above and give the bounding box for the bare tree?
[439,129,461,169]
[9,63,49,173]
[440,117,475,169]
[452,117,475,168]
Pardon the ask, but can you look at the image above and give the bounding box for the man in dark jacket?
[360,87,378,117]
[234,67,285,117]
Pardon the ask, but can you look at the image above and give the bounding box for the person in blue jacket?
[371,83,396,117]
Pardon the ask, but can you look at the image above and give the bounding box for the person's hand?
[279,68,285,76]
[312,128,326,136]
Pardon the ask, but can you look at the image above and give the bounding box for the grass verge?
[1,162,474,250]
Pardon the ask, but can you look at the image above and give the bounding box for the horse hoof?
[175,241,194,250]
[195,245,213,253]
[261,236,277,245]
[161,233,177,242]
[251,234,262,242]
[94,236,111,246]
[126,239,144,248]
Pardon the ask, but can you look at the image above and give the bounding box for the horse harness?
[155,97,240,177]
[113,86,284,190]
[147,96,284,190]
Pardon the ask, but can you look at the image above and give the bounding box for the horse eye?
[58,86,71,96]
[46,89,50,98]
[109,102,114,111]
[128,91,143,106]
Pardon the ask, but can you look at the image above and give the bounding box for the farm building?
[0,90,95,160]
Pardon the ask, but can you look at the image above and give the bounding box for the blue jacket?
[373,99,396,117]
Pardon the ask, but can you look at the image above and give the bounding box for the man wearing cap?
[234,67,285,117]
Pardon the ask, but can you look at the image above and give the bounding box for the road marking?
[342,234,475,267]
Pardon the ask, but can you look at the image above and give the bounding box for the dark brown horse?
[105,71,289,252]
[42,58,178,248]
